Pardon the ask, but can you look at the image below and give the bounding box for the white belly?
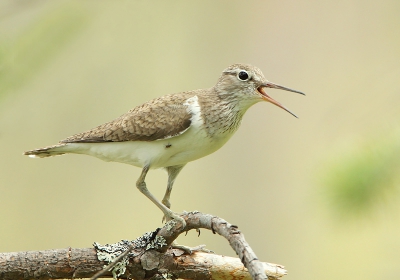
[60,95,240,168]
[63,126,233,169]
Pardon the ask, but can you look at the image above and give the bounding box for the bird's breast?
[63,95,242,169]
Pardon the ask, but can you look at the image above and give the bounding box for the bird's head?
[215,64,305,117]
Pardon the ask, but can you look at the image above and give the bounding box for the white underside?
[56,95,235,169]
[58,125,231,169]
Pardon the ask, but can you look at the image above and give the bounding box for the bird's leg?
[160,165,208,254]
[162,164,186,210]
[136,165,186,229]
[161,165,185,224]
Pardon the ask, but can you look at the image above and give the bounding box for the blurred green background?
[1,1,400,279]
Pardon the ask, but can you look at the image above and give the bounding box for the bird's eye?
[238,71,249,81]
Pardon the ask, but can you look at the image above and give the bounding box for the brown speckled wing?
[60,93,193,143]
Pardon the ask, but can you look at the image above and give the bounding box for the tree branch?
[0,211,286,280]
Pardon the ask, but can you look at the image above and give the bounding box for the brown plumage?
[61,93,194,143]
[24,64,304,229]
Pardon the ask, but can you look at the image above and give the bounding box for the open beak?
[257,81,305,118]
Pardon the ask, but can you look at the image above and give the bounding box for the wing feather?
[60,93,193,143]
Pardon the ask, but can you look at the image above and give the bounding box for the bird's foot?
[163,209,186,229]
[171,243,213,255]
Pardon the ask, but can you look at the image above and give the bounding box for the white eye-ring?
[237,70,250,81]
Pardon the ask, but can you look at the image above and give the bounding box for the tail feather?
[24,144,67,158]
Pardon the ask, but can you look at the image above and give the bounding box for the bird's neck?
[197,89,256,138]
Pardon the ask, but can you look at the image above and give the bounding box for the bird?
[24,63,304,228]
